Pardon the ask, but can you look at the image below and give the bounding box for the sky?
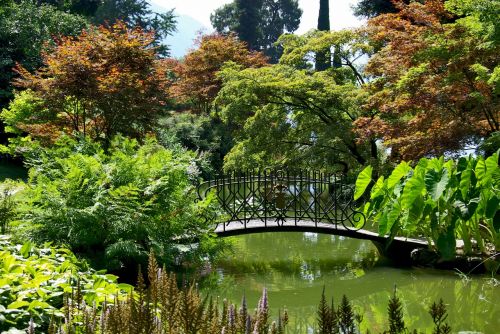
[151,0,364,34]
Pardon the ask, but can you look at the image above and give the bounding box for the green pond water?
[201,232,500,333]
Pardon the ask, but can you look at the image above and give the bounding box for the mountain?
[149,3,207,58]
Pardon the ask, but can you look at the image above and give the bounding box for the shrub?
[15,136,223,273]
[0,180,21,233]
[355,153,500,262]
[0,236,132,333]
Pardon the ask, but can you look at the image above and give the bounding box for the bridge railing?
[197,169,366,231]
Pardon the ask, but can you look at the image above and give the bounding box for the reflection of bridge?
[197,170,427,263]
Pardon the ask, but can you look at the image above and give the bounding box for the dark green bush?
[14,135,224,272]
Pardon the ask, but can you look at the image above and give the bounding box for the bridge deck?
[215,219,428,249]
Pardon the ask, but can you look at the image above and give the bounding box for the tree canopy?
[356,0,500,160]
[211,0,302,63]
[0,0,87,108]
[169,34,268,113]
[2,22,170,148]
[215,30,373,172]
[93,0,176,56]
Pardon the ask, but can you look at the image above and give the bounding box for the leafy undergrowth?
[0,236,132,333]
[355,153,500,265]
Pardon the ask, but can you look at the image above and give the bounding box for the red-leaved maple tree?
[13,22,170,144]
[356,0,499,160]
[169,34,268,113]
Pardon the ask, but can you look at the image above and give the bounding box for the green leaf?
[370,176,385,199]
[354,165,373,200]
[401,170,425,209]
[475,158,487,185]
[387,162,411,189]
[436,225,456,261]
[408,194,424,223]
[386,201,402,234]
[459,165,472,199]
[19,242,33,258]
[7,300,30,309]
[378,211,389,236]
[425,169,449,201]
[485,196,499,219]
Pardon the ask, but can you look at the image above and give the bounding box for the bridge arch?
[197,170,427,264]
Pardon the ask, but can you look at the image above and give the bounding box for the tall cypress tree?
[315,0,330,71]
[235,0,262,51]
[317,0,330,31]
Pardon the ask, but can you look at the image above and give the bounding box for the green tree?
[315,0,330,71]
[353,0,404,18]
[235,0,263,51]
[211,0,302,63]
[215,30,373,172]
[93,0,176,57]
[0,0,87,128]
[216,30,378,170]
[156,112,234,175]
[2,22,170,149]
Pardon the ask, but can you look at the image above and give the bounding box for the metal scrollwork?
[197,169,366,231]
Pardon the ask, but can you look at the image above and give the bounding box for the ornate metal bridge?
[197,170,427,263]
[197,170,365,230]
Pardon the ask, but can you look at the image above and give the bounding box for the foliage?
[386,289,406,334]
[353,0,406,18]
[428,300,451,334]
[315,0,331,71]
[93,0,176,57]
[156,113,234,175]
[0,0,87,108]
[316,288,452,334]
[0,236,132,332]
[355,153,500,262]
[0,180,21,233]
[169,34,268,113]
[3,22,170,148]
[234,0,262,51]
[14,136,223,272]
[358,0,500,160]
[54,253,289,334]
[215,28,375,172]
[211,0,302,62]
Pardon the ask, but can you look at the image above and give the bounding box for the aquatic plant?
[355,153,500,262]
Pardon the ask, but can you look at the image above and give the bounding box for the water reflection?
[201,232,499,333]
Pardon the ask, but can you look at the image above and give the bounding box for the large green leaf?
[425,169,449,201]
[387,162,411,189]
[401,169,425,209]
[475,158,487,185]
[386,201,402,234]
[408,194,424,223]
[459,165,472,200]
[354,165,373,200]
[485,196,499,219]
[436,225,456,261]
[378,211,389,235]
[370,176,385,199]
